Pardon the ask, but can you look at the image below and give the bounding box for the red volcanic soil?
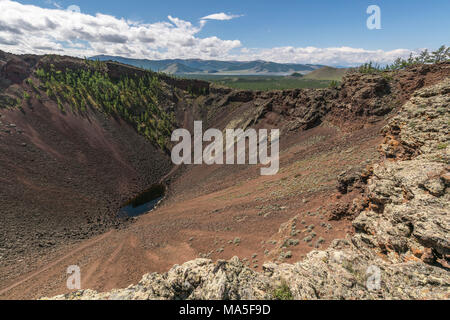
[0,54,448,299]
[0,120,381,299]
[0,92,172,278]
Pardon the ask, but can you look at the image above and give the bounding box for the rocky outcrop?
[204,63,449,137]
[46,78,449,300]
[362,78,449,262]
[1,55,39,85]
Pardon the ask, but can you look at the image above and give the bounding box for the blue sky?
[0,0,448,65]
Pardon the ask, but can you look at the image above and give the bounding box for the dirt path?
[0,231,113,297]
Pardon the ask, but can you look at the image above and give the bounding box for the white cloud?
[235,46,417,66]
[0,1,415,66]
[200,12,242,21]
[44,0,61,9]
[0,0,241,59]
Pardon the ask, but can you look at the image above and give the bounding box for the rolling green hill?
[302,66,348,81]
[182,74,333,91]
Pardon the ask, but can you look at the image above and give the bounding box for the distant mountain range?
[90,55,325,75]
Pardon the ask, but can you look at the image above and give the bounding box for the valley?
[180,74,335,91]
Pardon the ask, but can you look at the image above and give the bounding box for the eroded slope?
[48,77,449,300]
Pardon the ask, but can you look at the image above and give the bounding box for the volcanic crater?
[0,51,448,299]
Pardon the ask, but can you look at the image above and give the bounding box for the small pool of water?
[118,184,165,218]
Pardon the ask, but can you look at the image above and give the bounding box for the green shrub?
[272,282,293,300]
[358,45,450,74]
[328,80,339,88]
[23,92,31,101]
[358,62,382,74]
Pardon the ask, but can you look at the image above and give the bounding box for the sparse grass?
[23,92,31,102]
[328,80,339,88]
[272,281,293,300]
[0,94,21,109]
[283,238,299,247]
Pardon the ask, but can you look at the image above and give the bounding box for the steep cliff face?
[199,63,450,134]
[47,78,449,300]
[0,53,199,268]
